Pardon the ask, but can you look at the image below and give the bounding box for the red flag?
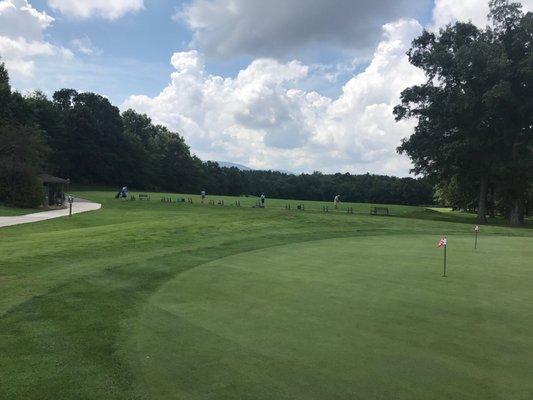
[437,235,447,247]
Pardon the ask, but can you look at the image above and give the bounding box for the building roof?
[38,174,70,184]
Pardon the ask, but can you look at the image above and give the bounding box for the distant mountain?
[213,161,294,175]
[214,161,253,170]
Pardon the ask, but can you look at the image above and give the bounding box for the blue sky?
[1,0,530,174]
[18,0,191,101]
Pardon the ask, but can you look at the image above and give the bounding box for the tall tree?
[0,122,48,207]
[25,91,66,174]
[121,109,160,188]
[486,0,533,224]
[0,60,48,207]
[395,0,531,224]
[53,91,128,184]
[156,126,199,192]
[0,61,11,120]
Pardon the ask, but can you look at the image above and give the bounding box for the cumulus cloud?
[177,0,427,59]
[0,36,55,77]
[47,0,144,20]
[0,0,53,40]
[432,0,532,28]
[0,0,71,78]
[123,19,425,175]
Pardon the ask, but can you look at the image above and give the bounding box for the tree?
[121,109,154,188]
[485,0,533,224]
[0,122,48,207]
[0,61,11,120]
[53,91,128,184]
[25,91,66,174]
[0,60,48,208]
[52,89,78,111]
[156,126,199,192]
[395,0,531,224]
[433,175,478,210]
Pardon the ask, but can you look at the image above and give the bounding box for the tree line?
[0,64,433,209]
[395,0,532,224]
[1,0,530,223]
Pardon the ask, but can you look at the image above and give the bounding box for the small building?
[39,174,70,206]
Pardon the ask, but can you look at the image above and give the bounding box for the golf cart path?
[0,198,101,228]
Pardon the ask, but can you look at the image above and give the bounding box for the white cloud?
[177,0,427,59]
[0,0,53,40]
[432,0,533,28]
[47,0,144,20]
[0,0,71,78]
[123,19,425,176]
[0,36,54,77]
[70,35,102,56]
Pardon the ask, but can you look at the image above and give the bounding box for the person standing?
[121,186,128,200]
[201,190,206,204]
[260,193,266,208]
[334,194,340,209]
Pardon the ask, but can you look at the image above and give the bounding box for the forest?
[0,63,433,209]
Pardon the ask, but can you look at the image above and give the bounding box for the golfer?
[260,193,266,208]
[201,190,206,204]
[334,194,340,209]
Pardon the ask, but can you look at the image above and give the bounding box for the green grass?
[1,189,532,400]
[0,203,42,216]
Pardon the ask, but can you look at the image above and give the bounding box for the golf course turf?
[1,190,532,399]
[0,204,42,216]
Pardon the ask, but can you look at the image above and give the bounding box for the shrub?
[0,168,43,208]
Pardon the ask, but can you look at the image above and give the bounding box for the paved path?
[0,198,101,228]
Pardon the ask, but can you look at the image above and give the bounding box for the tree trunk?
[477,174,488,224]
[488,186,495,218]
[509,198,524,225]
[508,141,526,225]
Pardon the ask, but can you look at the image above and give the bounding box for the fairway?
[1,1,532,398]
[1,190,532,400]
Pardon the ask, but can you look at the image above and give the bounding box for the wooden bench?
[139,194,150,201]
[370,207,389,215]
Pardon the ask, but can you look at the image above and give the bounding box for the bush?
[0,168,43,208]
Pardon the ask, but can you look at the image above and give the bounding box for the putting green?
[131,235,533,400]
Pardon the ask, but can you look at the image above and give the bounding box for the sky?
[1,0,531,175]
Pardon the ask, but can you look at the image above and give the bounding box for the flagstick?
[437,235,448,277]
[442,243,447,277]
